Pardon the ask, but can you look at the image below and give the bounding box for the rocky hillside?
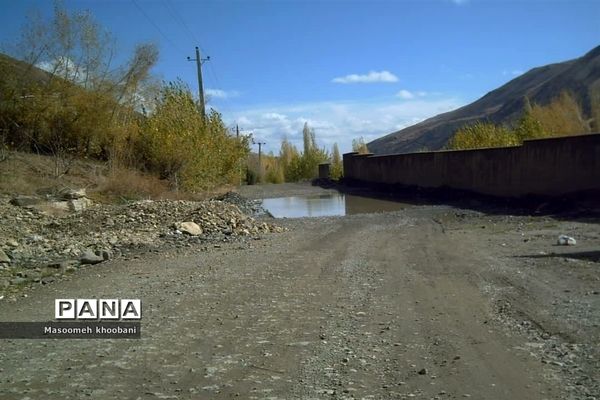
[369,45,600,155]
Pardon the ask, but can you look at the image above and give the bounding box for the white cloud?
[205,89,240,100]
[396,90,414,99]
[224,96,464,154]
[36,56,86,83]
[332,70,399,84]
[396,90,428,100]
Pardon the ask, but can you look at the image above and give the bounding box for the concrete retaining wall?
[343,133,600,198]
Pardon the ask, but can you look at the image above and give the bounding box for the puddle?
[261,193,406,218]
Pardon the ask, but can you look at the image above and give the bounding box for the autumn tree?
[330,142,343,180]
[448,92,593,151]
[447,122,519,150]
[0,1,158,174]
[352,137,370,154]
[530,91,589,136]
[143,81,249,191]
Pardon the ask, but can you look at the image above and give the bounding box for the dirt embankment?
[0,183,598,400]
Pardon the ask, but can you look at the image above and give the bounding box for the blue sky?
[1,0,599,153]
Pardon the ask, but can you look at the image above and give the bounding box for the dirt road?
[0,185,598,399]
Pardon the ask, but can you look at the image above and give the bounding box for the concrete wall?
[343,133,600,198]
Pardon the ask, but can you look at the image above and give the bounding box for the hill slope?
[368,45,600,155]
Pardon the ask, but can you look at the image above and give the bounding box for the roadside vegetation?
[0,2,248,198]
[246,123,364,184]
[448,91,597,150]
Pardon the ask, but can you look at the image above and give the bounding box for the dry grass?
[0,151,234,203]
[0,151,105,195]
[93,167,171,202]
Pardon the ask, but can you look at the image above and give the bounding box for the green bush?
[142,81,249,191]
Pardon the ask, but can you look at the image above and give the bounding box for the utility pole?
[252,138,266,181]
[187,46,209,118]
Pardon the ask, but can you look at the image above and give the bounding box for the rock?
[0,250,11,264]
[98,249,112,261]
[10,195,42,207]
[0,278,10,288]
[557,235,576,246]
[418,368,427,375]
[6,239,18,248]
[80,250,104,265]
[46,201,71,212]
[68,198,93,212]
[46,260,73,270]
[10,277,27,285]
[174,221,203,236]
[59,188,87,200]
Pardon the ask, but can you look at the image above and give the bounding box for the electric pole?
[252,138,266,181]
[187,46,209,118]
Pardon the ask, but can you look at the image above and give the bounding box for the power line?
[131,0,184,54]
[164,0,201,46]
[159,1,234,117]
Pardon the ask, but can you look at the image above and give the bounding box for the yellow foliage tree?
[352,137,370,154]
[530,91,589,136]
[143,81,249,191]
[447,122,519,150]
[330,142,343,180]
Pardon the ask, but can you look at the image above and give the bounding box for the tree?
[514,109,545,141]
[447,122,519,150]
[279,136,301,182]
[143,81,249,191]
[352,137,370,154]
[530,91,589,136]
[330,142,343,180]
[0,1,158,172]
[275,124,328,182]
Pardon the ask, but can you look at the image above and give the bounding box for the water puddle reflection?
[261,193,406,218]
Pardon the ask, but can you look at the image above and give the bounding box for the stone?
[46,260,74,270]
[59,188,87,200]
[10,195,42,207]
[6,239,18,247]
[41,276,55,285]
[68,198,93,212]
[46,201,71,212]
[557,235,576,246]
[80,250,104,265]
[28,235,44,243]
[0,249,11,264]
[174,221,203,236]
[97,249,112,261]
[10,277,27,285]
[418,368,427,375]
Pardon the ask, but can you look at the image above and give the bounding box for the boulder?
[10,195,42,208]
[174,221,203,236]
[68,198,93,212]
[80,250,104,265]
[557,235,576,246]
[0,249,11,264]
[59,188,87,200]
[46,201,71,212]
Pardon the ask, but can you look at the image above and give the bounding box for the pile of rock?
[10,188,93,213]
[0,191,283,293]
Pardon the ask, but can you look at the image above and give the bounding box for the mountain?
[368,45,600,155]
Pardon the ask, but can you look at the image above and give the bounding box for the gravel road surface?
[0,184,598,399]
